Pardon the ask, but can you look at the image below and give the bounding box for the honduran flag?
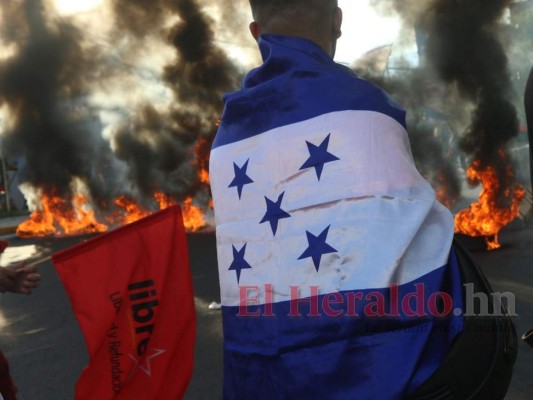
[210,35,464,400]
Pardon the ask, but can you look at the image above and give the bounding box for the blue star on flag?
[300,133,339,180]
[229,243,252,284]
[298,225,338,272]
[229,159,254,199]
[260,192,291,236]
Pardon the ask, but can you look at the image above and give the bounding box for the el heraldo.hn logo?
[108,280,165,394]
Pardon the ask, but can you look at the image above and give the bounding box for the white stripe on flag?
[210,110,454,307]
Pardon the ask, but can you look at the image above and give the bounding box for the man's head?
[248,0,342,58]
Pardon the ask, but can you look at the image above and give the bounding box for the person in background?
[0,240,41,400]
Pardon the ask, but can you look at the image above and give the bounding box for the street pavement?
[0,226,531,399]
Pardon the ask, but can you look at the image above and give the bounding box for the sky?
[336,0,402,64]
[54,0,104,15]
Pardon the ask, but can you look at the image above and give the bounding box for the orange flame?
[454,160,525,250]
[113,196,151,225]
[194,137,211,186]
[181,197,207,232]
[154,192,177,210]
[154,193,206,231]
[199,169,210,185]
[17,193,108,238]
[18,191,208,238]
[17,135,213,238]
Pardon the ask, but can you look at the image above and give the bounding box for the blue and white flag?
[210,34,464,400]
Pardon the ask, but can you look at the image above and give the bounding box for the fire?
[199,169,210,184]
[58,195,108,236]
[112,194,206,231]
[194,137,211,185]
[454,159,526,250]
[18,191,208,238]
[114,196,151,225]
[18,135,212,238]
[17,193,108,238]
[17,198,56,238]
[154,192,177,209]
[181,198,207,232]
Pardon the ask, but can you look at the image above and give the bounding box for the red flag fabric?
[53,205,196,400]
[0,240,9,254]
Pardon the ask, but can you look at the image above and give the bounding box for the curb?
[0,225,19,236]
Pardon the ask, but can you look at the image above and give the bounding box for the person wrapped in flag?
[210,1,465,398]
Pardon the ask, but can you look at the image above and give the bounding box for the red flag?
[53,205,196,400]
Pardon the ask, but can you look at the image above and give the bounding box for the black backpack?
[409,238,518,400]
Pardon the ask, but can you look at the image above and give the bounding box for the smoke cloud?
[424,0,519,204]
[366,0,522,207]
[0,0,245,216]
[111,0,242,203]
[6,0,521,222]
[0,0,123,208]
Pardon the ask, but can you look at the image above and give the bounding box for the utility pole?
[1,158,11,213]
[525,67,533,224]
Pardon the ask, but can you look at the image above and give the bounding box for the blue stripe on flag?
[213,35,406,149]
[221,251,464,399]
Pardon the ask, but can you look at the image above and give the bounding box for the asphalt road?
[0,228,531,399]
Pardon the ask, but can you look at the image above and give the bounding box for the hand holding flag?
[0,240,41,295]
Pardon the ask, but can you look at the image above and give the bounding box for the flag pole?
[26,255,52,268]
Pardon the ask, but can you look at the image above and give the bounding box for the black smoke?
[0,0,244,215]
[0,0,122,207]
[367,0,521,207]
[424,0,519,205]
[111,0,242,202]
